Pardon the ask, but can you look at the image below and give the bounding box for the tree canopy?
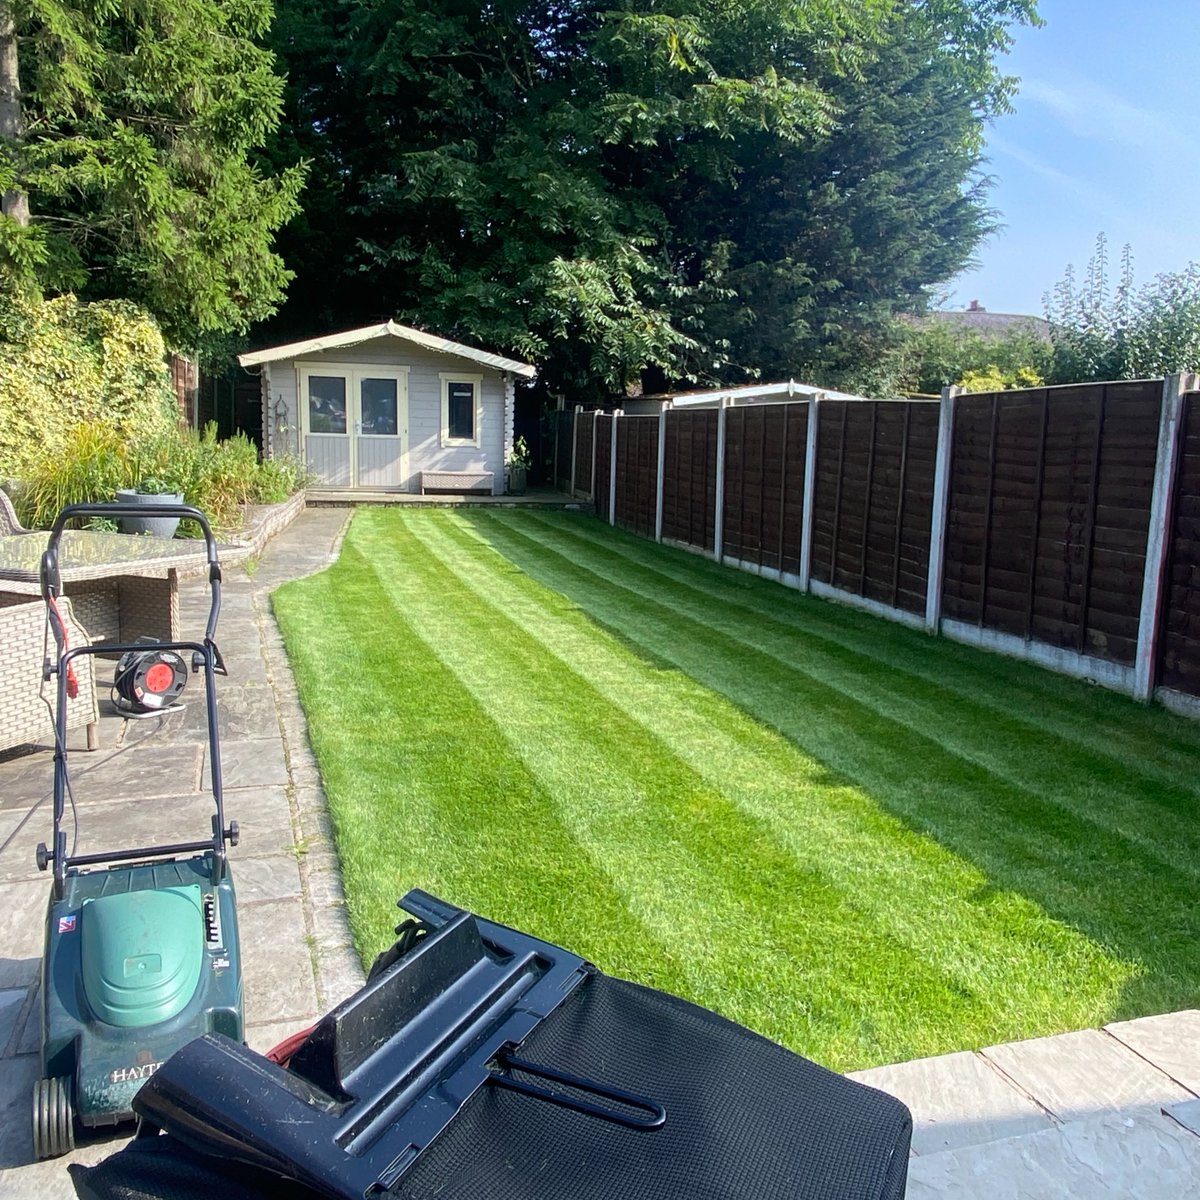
[0,0,305,351]
[260,0,1039,396]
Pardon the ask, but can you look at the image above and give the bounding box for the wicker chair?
[0,596,99,754]
[0,487,32,536]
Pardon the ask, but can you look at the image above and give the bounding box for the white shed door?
[300,364,409,488]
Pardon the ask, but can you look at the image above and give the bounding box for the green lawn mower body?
[42,858,242,1135]
[33,503,242,1159]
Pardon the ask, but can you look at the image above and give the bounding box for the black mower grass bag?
[72,892,912,1200]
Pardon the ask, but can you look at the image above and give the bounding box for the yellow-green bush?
[18,421,310,533]
[0,293,178,481]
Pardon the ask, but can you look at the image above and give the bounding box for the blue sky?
[944,0,1200,318]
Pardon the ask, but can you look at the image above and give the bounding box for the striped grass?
[272,508,1200,1072]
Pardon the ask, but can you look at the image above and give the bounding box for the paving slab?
[849,1050,1054,1155]
[906,1109,1200,1199]
[0,880,46,987]
[233,852,303,905]
[983,1029,1196,1125]
[239,896,319,1025]
[201,735,289,790]
[1105,1009,1200,1094]
[0,992,25,1056]
[1169,1099,1200,1138]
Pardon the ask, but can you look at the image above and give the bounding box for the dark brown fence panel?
[894,404,939,615]
[575,412,595,495]
[721,405,809,574]
[613,416,659,538]
[554,409,574,491]
[594,415,613,522]
[662,410,718,552]
[943,381,1160,665]
[1159,391,1200,695]
[809,400,934,614]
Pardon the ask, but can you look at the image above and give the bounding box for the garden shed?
[238,322,537,494]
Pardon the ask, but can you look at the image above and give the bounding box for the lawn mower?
[32,502,243,1160]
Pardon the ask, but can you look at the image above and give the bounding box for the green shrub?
[0,293,179,480]
[17,422,132,528]
[19,421,308,533]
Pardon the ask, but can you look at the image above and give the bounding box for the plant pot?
[115,489,185,538]
[507,466,527,496]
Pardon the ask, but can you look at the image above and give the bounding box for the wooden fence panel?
[661,410,718,552]
[722,405,809,574]
[575,412,594,496]
[809,400,935,615]
[594,415,613,522]
[614,416,659,538]
[943,381,1160,665]
[1159,391,1200,695]
[554,409,574,491]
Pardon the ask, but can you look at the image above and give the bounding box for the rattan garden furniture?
[0,596,99,753]
[0,530,209,648]
[0,487,32,536]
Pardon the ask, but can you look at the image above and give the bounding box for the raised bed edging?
[178,490,306,576]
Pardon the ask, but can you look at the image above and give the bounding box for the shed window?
[308,376,347,435]
[440,374,482,447]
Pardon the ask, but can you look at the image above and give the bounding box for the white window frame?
[440,372,483,448]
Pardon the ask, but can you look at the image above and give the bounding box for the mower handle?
[40,503,223,647]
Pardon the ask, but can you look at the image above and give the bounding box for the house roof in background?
[926,301,1051,341]
[238,321,538,378]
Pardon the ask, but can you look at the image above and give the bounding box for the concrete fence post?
[590,409,600,501]
[570,404,582,496]
[655,402,669,543]
[798,393,823,592]
[925,385,961,633]
[1134,372,1198,701]
[713,396,731,562]
[609,409,622,526]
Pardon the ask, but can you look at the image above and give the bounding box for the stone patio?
[0,503,1198,1197]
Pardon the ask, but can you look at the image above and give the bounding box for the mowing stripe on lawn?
[477,511,1200,861]
[347,514,1008,1067]
[515,509,1200,786]
[403,512,1131,1039]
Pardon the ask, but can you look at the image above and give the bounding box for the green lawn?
[272,507,1200,1073]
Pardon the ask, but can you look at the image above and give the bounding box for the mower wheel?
[32,1075,75,1160]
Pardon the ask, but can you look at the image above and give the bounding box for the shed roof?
[238,320,537,378]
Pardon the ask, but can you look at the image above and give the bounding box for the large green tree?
[0,0,305,350]
[262,0,1038,395]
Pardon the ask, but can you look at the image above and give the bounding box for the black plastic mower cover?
[72,891,912,1200]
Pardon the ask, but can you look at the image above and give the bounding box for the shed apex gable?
[237,320,537,378]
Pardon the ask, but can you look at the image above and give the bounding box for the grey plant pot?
[115,489,185,538]
[507,466,528,495]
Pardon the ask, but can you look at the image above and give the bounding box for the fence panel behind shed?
[661,409,719,552]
